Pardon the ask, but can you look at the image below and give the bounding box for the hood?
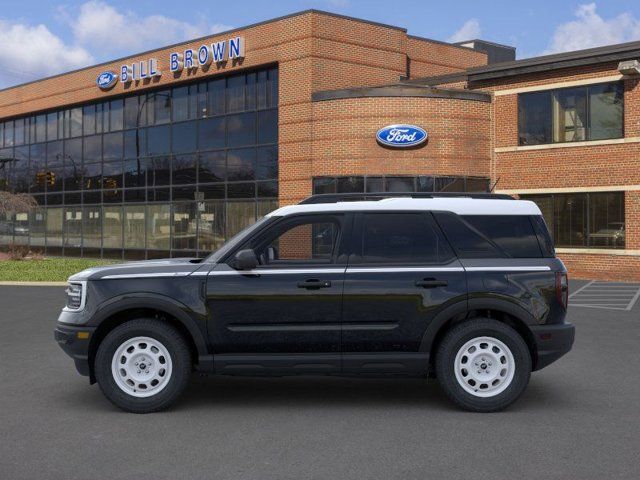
[68,258,204,281]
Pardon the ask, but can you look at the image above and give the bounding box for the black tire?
[435,318,531,412]
[95,318,192,413]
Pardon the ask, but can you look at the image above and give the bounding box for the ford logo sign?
[376,124,427,148]
[96,71,118,90]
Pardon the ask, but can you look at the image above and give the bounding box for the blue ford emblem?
[376,124,427,148]
[96,71,118,90]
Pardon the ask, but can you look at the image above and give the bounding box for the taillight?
[555,272,568,309]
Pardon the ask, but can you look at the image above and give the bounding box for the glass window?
[434,212,500,258]
[29,207,46,247]
[147,204,171,250]
[255,217,339,263]
[147,156,171,186]
[416,176,434,192]
[123,205,144,249]
[172,154,197,185]
[83,105,96,136]
[386,177,413,192]
[35,115,47,143]
[110,100,124,131]
[337,177,364,193]
[82,206,102,249]
[227,148,255,181]
[64,207,82,248]
[553,87,587,142]
[518,91,552,145]
[226,201,255,237]
[519,82,623,145]
[103,206,123,249]
[172,121,197,153]
[147,125,170,155]
[46,207,63,247]
[523,192,624,249]
[103,132,123,160]
[267,68,278,108]
[226,75,245,113]
[257,109,278,144]
[4,121,14,147]
[313,177,336,194]
[198,117,225,150]
[227,112,256,147]
[198,150,225,183]
[246,72,256,110]
[358,213,453,264]
[124,96,139,129]
[589,83,623,141]
[256,146,277,180]
[436,177,465,192]
[172,202,197,250]
[462,215,542,258]
[172,86,189,122]
[228,182,255,198]
[466,177,490,192]
[102,160,123,190]
[198,201,225,252]
[207,79,225,116]
[123,158,146,188]
[69,108,83,138]
[14,118,26,146]
[83,162,102,190]
[83,135,102,163]
[154,91,171,124]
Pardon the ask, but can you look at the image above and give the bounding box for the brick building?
[0,10,638,280]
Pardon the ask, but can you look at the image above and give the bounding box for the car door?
[206,213,349,374]
[341,211,467,374]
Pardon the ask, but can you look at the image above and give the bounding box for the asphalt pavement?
[1,281,639,480]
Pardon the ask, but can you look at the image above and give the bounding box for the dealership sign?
[97,36,245,89]
[376,124,427,148]
[96,71,118,90]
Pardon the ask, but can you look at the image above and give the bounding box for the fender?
[90,293,209,356]
[418,296,537,352]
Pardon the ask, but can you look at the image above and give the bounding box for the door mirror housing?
[233,249,259,270]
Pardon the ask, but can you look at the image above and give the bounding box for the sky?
[1,0,640,88]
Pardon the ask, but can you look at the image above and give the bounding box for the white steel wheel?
[110,336,173,398]
[454,336,515,398]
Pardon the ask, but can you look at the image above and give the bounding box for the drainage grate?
[569,281,640,311]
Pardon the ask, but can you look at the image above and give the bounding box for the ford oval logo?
[376,124,427,148]
[96,71,118,90]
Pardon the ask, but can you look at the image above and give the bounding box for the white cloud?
[448,19,481,43]
[544,3,640,54]
[63,1,233,58]
[0,20,93,87]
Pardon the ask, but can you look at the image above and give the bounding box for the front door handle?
[297,279,332,289]
[415,278,448,288]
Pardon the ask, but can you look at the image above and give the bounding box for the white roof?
[268,197,542,217]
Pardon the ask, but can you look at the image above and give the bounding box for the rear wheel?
[95,319,191,413]
[436,318,531,412]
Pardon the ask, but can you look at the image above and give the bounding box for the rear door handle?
[415,279,448,288]
[297,279,332,289]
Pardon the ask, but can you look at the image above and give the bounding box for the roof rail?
[299,192,515,204]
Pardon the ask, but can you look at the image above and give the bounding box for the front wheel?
[436,318,531,412]
[95,319,192,413]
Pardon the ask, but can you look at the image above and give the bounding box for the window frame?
[518,81,624,146]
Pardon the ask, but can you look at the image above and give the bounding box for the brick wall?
[406,37,487,79]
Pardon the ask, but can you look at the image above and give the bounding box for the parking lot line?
[569,281,640,311]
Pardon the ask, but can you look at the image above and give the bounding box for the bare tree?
[0,191,37,216]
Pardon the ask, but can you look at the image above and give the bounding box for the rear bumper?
[530,322,575,371]
[54,324,96,377]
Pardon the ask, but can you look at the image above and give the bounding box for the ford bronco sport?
[55,193,574,413]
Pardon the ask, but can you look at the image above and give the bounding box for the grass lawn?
[0,258,119,282]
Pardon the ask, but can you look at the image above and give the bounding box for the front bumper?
[54,324,96,377]
[530,322,575,371]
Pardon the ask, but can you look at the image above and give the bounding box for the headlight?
[65,282,87,311]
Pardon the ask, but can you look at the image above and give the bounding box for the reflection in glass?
[147,204,171,250]
[104,206,123,249]
[124,205,144,249]
[172,203,196,250]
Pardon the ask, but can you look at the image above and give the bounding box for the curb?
[0,281,68,286]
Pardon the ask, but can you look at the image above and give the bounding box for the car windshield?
[203,216,273,264]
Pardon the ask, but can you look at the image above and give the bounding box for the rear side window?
[434,212,500,258]
[462,215,543,258]
[530,215,555,257]
[355,213,454,264]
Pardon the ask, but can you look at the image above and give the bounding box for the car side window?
[248,216,341,266]
[354,213,454,264]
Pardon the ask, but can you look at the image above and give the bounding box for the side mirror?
[233,249,259,270]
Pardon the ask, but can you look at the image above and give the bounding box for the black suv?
[55,193,574,413]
